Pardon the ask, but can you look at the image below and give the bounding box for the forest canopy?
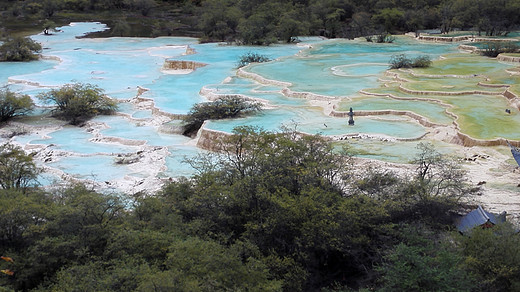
[0,130,517,291]
[1,0,519,44]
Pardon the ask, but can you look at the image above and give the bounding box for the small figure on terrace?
[506,109,511,114]
[348,107,354,126]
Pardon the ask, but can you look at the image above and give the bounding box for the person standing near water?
[348,107,354,126]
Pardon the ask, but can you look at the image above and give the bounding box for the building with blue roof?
[456,205,506,234]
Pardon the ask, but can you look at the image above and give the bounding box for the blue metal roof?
[511,145,520,168]
[456,205,500,233]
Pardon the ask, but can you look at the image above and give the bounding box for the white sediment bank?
[418,34,518,43]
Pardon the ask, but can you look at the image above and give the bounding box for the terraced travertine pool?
[1,22,520,194]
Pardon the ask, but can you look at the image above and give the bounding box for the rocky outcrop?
[458,44,480,52]
[281,88,338,101]
[452,132,520,147]
[503,89,520,110]
[497,54,520,63]
[196,126,231,152]
[162,60,206,70]
[418,35,474,42]
[184,45,196,55]
[90,136,146,146]
[236,67,292,87]
[418,35,517,43]
[129,96,185,120]
[477,82,510,88]
[199,86,251,101]
[398,84,503,96]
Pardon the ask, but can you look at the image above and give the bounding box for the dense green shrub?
[182,96,261,136]
[237,52,271,68]
[389,54,432,69]
[0,88,34,122]
[480,41,520,57]
[111,19,131,37]
[389,54,412,69]
[459,223,520,291]
[411,55,432,68]
[365,32,395,43]
[377,225,475,292]
[37,83,117,125]
[0,37,42,62]
[0,143,40,190]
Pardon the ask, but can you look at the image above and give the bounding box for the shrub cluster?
[0,88,34,122]
[182,96,262,136]
[389,54,432,69]
[37,83,117,125]
[0,37,41,62]
[365,32,395,43]
[237,52,270,68]
[480,41,520,57]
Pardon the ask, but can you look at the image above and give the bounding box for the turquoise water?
[346,139,462,163]
[342,96,454,125]
[47,155,130,181]
[1,22,500,188]
[247,37,458,97]
[162,145,210,178]
[31,126,136,154]
[0,59,57,85]
[207,108,426,138]
[96,115,191,146]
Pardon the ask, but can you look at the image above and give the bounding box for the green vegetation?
[389,54,432,69]
[0,130,514,291]
[42,20,57,35]
[111,19,131,37]
[37,83,117,125]
[459,223,520,291]
[481,41,520,57]
[0,37,41,62]
[237,52,271,68]
[0,143,39,190]
[182,96,262,136]
[0,88,34,122]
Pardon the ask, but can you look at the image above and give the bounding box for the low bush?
[182,96,262,136]
[0,88,34,122]
[389,54,412,69]
[389,54,432,69]
[37,83,117,125]
[0,37,42,62]
[411,55,432,68]
[481,41,520,57]
[237,52,270,68]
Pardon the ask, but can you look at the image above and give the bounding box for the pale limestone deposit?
[418,34,518,43]
[497,53,520,63]
[161,60,207,75]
